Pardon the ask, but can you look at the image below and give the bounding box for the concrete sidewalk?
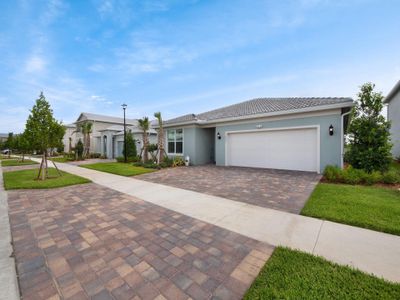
[0,167,20,300]
[28,158,400,283]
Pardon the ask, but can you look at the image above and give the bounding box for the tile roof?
[164,97,353,125]
[77,112,138,125]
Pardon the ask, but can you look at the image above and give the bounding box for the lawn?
[301,183,400,235]
[80,162,156,176]
[49,157,71,163]
[3,168,91,190]
[244,247,400,299]
[1,159,38,167]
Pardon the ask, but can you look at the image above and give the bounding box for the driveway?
[8,183,273,300]
[137,165,321,214]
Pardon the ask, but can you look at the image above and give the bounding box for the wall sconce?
[329,125,334,136]
[256,124,263,129]
[217,132,221,140]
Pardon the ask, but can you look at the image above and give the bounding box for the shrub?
[323,165,342,182]
[147,143,158,153]
[75,140,84,159]
[341,166,364,185]
[361,171,383,186]
[172,157,185,167]
[143,162,159,169]
[122,131,137,158]
[382,170,400,184]
[90,153,101,159]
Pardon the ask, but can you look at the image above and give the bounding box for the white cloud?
[25,55,47,73]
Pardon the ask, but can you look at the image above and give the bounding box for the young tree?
[122,130,137,159]
[13,132,31,162]
[25,92,66,180]
[346,83,392,172]
[154,112,165,163]
[138,117,150,162]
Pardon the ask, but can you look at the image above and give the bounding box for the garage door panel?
[227,128,318,172]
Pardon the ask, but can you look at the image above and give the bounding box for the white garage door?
[226,127,319,172]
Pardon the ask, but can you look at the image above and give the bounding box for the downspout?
[341,110,352,168]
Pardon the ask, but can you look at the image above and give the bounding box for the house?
[0,133,8,143]
[385,80,400,158]
[63,112,157,158]
[162,97,355,173]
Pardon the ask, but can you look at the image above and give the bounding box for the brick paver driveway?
[8,183,273,300]
[137,165,321,214]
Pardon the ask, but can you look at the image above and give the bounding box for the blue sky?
[1,0,399,132]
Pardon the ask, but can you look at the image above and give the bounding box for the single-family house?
[385,80,400,158]
[0,133,8,143]
[162,97,354,173]
[64,113,157,158]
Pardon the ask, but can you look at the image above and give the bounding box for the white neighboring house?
[63,112,157,159]
[385,81,400,159]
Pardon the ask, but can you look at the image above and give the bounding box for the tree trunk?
[143,132,149,163]
[158,128,164,163]
[39,153,46,180]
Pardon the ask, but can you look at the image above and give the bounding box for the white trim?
[340,111,352,168]
[163,102,354,128]
[224,125,321,173]
[166,128,184,156]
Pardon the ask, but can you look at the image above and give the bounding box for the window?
[167,129,183,154]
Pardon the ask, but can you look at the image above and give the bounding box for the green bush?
[89,153,101,158]
[341,167,364,185]
[172,156,185,167]
[323,165,342,182]
[382,170,400,184]
[75,140,84,159]
[143,162,159,169]
[361,171,383,186]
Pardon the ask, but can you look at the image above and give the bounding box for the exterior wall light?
[329,125,334,136]
[217,132,221,140]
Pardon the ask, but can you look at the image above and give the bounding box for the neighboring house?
[162,97,354,173]
[0,133,8,143]
[385,80,400,158]
[63,113,157,158]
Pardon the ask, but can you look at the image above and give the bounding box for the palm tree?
[154,112,165,163]
[76,121,93,159]
[138,117,150,162]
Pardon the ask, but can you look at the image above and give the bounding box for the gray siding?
[214,114,342,173]
[166,127,215,165]
[388,94,400,158]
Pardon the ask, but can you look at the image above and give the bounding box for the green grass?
[301,183,400,235]
[1,159,38,167]
[49,157,71,163]
[3,168,91,190]
[244,247,400,300]
[80,162,156,176]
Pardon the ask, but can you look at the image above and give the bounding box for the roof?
[384,80,400,103]
[164,97,354,126]
[0,133,8,138]
[76,112,138,125]
[64,123,76,128]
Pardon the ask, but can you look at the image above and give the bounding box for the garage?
[226,126,319,172]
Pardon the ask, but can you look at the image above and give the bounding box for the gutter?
[341,110,352,168]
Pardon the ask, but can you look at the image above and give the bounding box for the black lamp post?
[122,103,127,163]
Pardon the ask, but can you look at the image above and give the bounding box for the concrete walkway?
[27,159,400,282]
[0,166,20,300]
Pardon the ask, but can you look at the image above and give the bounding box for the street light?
[122,103,127,163]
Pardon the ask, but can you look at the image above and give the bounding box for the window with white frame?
[167,129,183,154]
